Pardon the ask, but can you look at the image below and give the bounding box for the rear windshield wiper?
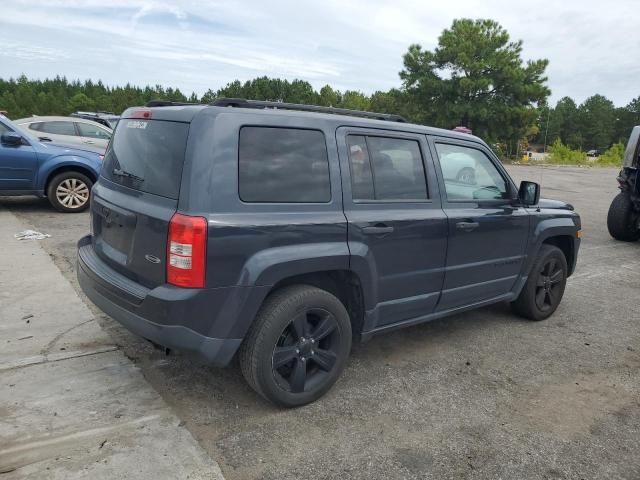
[112,168,144,182]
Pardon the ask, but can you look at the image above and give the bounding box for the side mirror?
[519,181,540,206]
[1,132,23,146]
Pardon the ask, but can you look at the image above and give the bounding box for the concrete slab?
[0,209,224,479]
[0,211,115,370]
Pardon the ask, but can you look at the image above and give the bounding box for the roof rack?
[145,100,199,107]
[209,98,407,123]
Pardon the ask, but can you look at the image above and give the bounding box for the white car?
[14,116,112,153]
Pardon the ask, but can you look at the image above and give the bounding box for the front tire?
[607,193,640,242]
[239,285,352,408]
[512,245,568,321]
[47,171,93,213]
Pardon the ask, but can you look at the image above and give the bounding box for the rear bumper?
[77,235,268,365]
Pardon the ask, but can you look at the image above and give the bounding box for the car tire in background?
[239,285,352,408]
[456,167,476,185]
[46,171,93,213]
[511,244,568,321]
[607,193,640,242]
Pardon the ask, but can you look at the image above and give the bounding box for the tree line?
[534,95,639,152]
[1,18,637,155]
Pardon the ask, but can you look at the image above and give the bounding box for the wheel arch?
[542,235,576,276]
[257,270,367,340]
[44,164,98,197]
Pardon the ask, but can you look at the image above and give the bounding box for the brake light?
[130,109,152,119]
[167,213,207,288]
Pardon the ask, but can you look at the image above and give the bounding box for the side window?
[347,136,375,200]
[39,121,76,136]
[77,122,111,139]
[347,135,428,201]
[28,123,43,132]
[239,127,331,203]
[435,143,508,201]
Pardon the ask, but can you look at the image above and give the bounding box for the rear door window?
[347,135,428,201]
[238,126,331,203]
[101,119,189,199]
[39,121,76,136]
[77,122,111,139]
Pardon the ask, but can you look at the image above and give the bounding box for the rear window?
[102,119,189,199]
[238,127,331,203]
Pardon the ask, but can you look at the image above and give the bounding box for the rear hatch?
[91,114,190,288]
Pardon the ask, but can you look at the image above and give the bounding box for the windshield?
[0,115,41,144]
[101,119,189,199]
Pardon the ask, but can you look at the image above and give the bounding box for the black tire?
[607,193,640,242]
[456,167,476,185]
[46,171,93,213]
[239,285,352,407]
[511,245,568,321]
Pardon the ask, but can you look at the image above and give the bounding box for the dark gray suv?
[77,99,581,407]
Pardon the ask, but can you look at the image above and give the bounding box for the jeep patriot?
[77,99,581,406]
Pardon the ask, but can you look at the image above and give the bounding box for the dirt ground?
[2,165,639,480]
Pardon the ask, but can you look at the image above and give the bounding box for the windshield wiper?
[112,168,144,182]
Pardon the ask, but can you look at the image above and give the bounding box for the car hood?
[37,141,102,157]
[538,198,574,211]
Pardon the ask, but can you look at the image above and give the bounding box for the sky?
[0,0,638,106]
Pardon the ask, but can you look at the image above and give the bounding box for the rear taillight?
[167,213,207,288]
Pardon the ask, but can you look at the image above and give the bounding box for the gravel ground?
[2,165,639,480]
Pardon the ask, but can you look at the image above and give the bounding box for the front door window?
[435,143,508,201]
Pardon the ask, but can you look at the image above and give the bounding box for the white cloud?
[0,0,637,105]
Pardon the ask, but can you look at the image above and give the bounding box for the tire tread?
[512,244,567,321]
[607,193,640,242]
[238,284,351,406]
[46,171,93,213]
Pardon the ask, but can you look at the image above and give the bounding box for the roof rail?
[145,99,199,107]
[209,98,407,123]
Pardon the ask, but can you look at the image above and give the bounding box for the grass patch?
[595,142,624,167]
[547,139,587,165]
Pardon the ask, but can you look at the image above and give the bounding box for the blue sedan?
[0,114,102,212]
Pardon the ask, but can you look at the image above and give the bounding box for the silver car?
[14,116,112,152]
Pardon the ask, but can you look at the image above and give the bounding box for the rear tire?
[46,171,93,213]
[512,245,567,321]
[607,193,640,242]
[239,285,352,408]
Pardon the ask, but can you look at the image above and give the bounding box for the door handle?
[83,140,95,144]
[362,225,395,235]
[456,221,480,231]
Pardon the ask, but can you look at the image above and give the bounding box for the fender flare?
[237,242,351,287]
[522,217,579,279]
[37,155,102,192]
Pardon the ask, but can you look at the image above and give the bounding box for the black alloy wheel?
[534,256,564,314]
[272,307,340,394]
[511,244,567,321]
[239,285,352,407]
